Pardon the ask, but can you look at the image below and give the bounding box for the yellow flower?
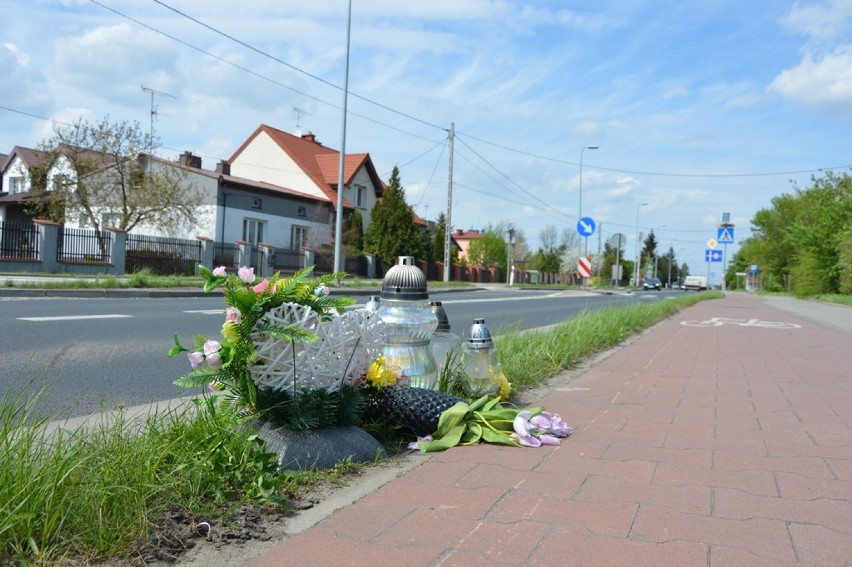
[366,356,398,389]
[221,322,241,342]
[497,372,512,401]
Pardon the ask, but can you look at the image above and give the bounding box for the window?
[243,218,265,245]
[102,213,122,228]
[353,185,365,208]
[9,177,25,194]
[291,225,308,249]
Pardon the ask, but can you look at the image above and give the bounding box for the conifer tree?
[363,166,422,263]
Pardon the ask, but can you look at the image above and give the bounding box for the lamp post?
[578,145,598,286]
[505,223,515,286]
[634,202,648,287]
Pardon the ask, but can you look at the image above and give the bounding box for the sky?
[2,0,851,281]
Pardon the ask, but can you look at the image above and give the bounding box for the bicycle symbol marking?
[680,317,801,329]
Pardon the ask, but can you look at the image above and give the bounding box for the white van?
[683,275,708,291]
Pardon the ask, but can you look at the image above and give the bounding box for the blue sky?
[2,0,851,280]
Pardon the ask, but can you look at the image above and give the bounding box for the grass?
[0,289,722,565]
[814,294,852,307]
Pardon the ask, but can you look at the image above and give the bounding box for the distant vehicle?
[683,275,708,291]
[643,277,662,290]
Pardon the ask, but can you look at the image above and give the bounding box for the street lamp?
[578,145,599,280]
[634,202,648,287]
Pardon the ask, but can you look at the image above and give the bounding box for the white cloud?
[781,0,852,42]
[769,45,852,113]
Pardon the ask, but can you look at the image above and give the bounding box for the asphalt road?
[0,287,675,419]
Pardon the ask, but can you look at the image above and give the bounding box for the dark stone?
[254,422,387,472]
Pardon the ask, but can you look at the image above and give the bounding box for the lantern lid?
[430,301,452,332]
[466,318,493,349]
[381,256,429,300]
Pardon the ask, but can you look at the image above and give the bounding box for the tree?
[430,212,458,264]
[466,223,509,273]
[539,225,558,252]
[27,116,203,235]
[342,209,364,256]
[363,166,422,263]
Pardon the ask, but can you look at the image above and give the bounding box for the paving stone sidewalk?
[246,293,852,566]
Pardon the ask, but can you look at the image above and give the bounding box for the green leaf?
[481,427,520,446]
[174,368,222,388]
[419,423,467,452]
[433,402,471,438]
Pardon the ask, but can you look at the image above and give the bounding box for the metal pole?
[443,122,454,282]
[634,202,647,287]
[333,0,352,274]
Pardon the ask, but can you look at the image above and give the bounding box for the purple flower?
[538,434,561,446]
[531,411,573,437]
[187,351,204,370]
[512,411,542,448]
[203,339,222,357]
[237,266,255,284]
[225,307,242,324]
[314,284,330,297]
[206,351,222,369]
[212,266,227,277]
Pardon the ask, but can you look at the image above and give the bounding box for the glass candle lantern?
[429,301,462,378]
[461,318,505,397]
[377,257,439,389]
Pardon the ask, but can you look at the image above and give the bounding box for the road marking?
[184,309,225,315]
[17,314,133,322]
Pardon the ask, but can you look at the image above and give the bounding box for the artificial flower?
[314,284,330,297]
[212,266,227,276]
[206,351,222,369]
[221,322,240,342]
[512,411,543,447]
[187,351,204,370]
[225,306,241,324]
[530,411,574,437]
[498,374,512,400]
[203,339,222,357]
[237,265,255,284]
[253,278,270,294]
[366,356,397,388]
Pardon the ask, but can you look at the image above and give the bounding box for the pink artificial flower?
[252,278,270,294]
[237,266,255,284]
[212,266,227,277]
[203,339,222,357]
[206,351,222,369]
[314,284,330,297]
[225,307,242,324]
[187,351,204,370]
[512,411,542,448]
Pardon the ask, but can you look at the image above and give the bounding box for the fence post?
[33,219,59,273]
[107,227,126,275]
[197,236,214,272]
[303,248,315,269]
[363,254,376,279]
[259,242,274,278]
[236,240,250,268]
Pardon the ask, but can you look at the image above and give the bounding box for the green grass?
[2,269,203,290]
[814,294,852,307]
[1,290,721,564]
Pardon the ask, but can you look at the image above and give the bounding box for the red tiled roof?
[229,125,384,206]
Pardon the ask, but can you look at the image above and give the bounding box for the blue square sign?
[717,227,734,243]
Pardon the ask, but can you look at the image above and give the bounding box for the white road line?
[17,314,133,322]
[184,309,225,315]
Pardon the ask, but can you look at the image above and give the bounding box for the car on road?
[643,277,662,290]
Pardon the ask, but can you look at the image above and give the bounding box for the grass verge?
[1,290,720,564]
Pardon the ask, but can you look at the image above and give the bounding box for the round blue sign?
[577,217,596,237]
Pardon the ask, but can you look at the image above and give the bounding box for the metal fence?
[58,227,112,264]
[0,221,39,261]
[213,242,240,269]
[126,233,202,276]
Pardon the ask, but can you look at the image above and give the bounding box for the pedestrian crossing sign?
[717,227,734,243]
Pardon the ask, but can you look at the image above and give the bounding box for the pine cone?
[367,387,463,437]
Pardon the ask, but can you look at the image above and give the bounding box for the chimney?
[301,132,318,144]
[215,160,230,175]
[179,151,202,169]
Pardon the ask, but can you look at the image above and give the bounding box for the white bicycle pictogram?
[680,317,801,329]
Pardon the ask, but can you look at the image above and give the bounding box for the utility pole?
[443,122,454,282]
[141,86,175,153]
[334,0,352,274]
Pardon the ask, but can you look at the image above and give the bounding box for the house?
[228,125,384,235]
[0,146,45,224]
[451,228,482,263]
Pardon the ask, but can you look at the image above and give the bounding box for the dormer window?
[9,177,25,194]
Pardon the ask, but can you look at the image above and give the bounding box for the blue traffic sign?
[577,217,596,237]
[717,226,734,243]
[705,249,723,262]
